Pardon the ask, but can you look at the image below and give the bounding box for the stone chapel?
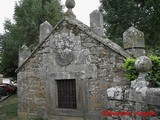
[16,0,148,119]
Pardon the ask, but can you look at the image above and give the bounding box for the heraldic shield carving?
[53,34,76,66]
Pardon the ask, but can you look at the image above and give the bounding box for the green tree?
[0,0,63,77]
[100,0,160,48]
[14,0,62,47]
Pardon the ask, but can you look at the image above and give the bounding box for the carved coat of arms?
[53,35,75,66]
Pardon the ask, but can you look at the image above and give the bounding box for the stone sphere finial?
[135,56,152,72]
[64,0,76,19]
[65,0,75,9]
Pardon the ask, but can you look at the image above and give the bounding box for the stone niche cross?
[64,0,76,19]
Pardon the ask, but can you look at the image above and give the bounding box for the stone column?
[123,27,145,58]
[19,44,31,66]
[90,10,104,36]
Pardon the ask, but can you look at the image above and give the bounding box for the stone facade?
[16,0,160,120]
[17,16,130,119]
[105,87,160,120]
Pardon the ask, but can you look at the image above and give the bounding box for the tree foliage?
[0,0,63,77]
[100,0,160,48]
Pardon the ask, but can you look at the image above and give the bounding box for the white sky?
[0,0,100,34]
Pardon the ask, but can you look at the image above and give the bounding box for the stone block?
[123,27,145,49]
[145,88,160,106]
[106,86,123,100]
[127,90,143,102]
[123,27,145,57]
[135,103,142,112]
[145,95,160,106]
[19,44,31,66]
[146,88,160,96]
[125,49,145,58]
[39,21,53,43]
[90,10,104,36]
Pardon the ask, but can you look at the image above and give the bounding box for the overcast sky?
[0,0,100,34]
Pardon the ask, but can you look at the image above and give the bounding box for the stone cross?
[64,0,76,19]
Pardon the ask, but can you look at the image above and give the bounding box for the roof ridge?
[65,17,130,58]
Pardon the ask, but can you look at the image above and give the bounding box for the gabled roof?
[16,17,130,73]
[65,17,130,57]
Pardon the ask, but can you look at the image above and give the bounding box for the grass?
[0,94,18,120]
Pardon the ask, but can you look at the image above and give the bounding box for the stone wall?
[17,19,129,120]
[17,1,158,119]
[104,56,160,120]
[17,48,47,119]
[44,20,129,119]
[105,87,160,120]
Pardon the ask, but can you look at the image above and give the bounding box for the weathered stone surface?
[125,49,145,58]
[64,17,130,58]
[17,19,129,119]
[16,2,160,120]
[145,88,160,106]
[123,27,145,49]
[19,44,31,66]
[123,27,145,58]
[135,56,152,72]
[90,10,104,36]
[131,80,148,94]
[127,90,143,102]
[146,88,160,96]
[106,86,123,100]
[39,21,53,43]
[145,95,160,106]
[64,0,76,18]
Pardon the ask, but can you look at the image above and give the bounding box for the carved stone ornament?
[55,49,74,66]
[53,35,76,66]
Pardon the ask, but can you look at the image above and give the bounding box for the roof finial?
[64,0,76,19]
